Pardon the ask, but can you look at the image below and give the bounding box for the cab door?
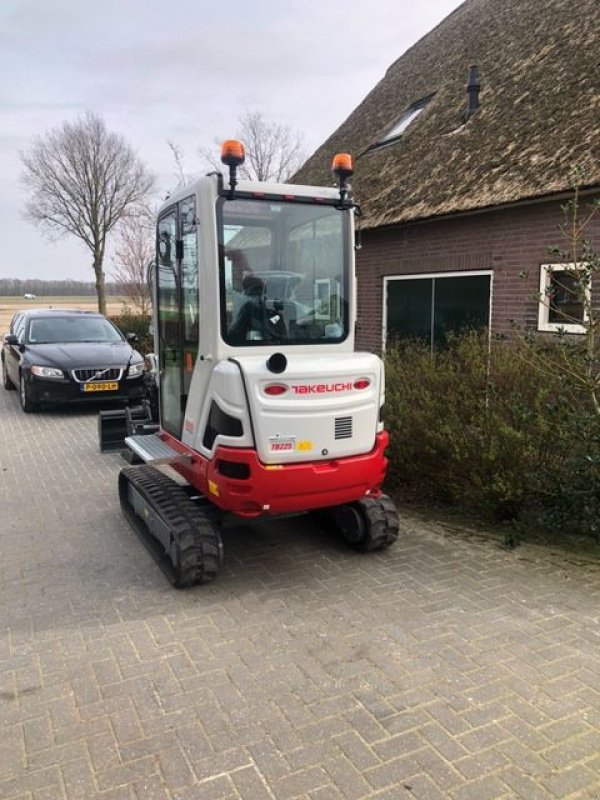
[156,197,199,439]
[157,209,183,437]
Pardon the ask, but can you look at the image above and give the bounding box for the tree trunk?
[94,254,106,315]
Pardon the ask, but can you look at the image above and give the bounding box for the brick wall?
[355,197,600,352]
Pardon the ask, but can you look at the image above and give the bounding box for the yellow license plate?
[82,381,119,393]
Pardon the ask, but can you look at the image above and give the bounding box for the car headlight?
[127,362,145,378]
[31,365,64,379]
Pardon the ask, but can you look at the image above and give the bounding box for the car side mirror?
[125,332,138,344]
[4,334,18,346]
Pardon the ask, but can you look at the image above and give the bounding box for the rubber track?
[119,465,224,588]
[355,493,400,552]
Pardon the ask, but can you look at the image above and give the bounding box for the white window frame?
[538,263,589,334]
[382,270,493,352]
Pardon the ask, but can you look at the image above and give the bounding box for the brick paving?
[1,386,599,799]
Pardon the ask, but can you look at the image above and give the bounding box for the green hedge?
[384,331,600,538]
[109,312,153,355]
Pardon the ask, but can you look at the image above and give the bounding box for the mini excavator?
[106,141,399,586]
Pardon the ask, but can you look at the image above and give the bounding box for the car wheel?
[19,373,37,413]
[2,357,15,390]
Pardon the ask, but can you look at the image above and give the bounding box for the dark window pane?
[386,274,490,348]
[548,270,584,324]
[386,279,432,343]
[433,275,490,346]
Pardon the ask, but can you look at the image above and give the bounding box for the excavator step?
[125,433,190,465]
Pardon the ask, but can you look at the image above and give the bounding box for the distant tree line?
[0,279,123,297]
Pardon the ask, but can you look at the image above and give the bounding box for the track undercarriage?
[119,465,224,587]
[118,464,400,587]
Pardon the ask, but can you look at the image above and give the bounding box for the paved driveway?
[1,386,599,800]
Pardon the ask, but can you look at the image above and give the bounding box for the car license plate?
[81,381,119,393]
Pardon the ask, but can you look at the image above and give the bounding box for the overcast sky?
[1,0,464,282]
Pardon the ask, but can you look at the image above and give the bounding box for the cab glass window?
[180,195,199,388]
[218,198,349,346]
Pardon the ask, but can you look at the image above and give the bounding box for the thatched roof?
[293,0,600,229]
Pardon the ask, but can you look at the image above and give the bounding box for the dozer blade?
[98,409,129,452]
[98,402,157,453]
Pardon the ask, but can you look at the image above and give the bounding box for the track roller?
[118,465,224,587]
[332,493,399,552]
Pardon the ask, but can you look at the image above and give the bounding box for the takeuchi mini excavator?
[116,141,399,586]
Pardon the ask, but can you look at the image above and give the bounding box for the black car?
[1,309,146,412]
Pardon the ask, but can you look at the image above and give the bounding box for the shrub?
[109,311,153,355]
[384,331,600,538]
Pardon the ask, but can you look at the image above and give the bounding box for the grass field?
[0,296,126,332]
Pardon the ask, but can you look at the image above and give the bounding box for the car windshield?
[26,316,123,344]
[219,197,350,346]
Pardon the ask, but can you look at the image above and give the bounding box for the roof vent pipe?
[464,64,480,122]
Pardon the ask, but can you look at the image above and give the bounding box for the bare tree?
[517,174,600,416]
[199,110,306,183]
[21,111,155,314]
[166,140,197,189]
[112,209,154,316]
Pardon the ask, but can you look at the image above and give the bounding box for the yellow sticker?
[208,480,219,497]
[297,441,313,451]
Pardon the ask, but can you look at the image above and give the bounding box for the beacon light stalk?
[331,153,354,207]
[221,139,246,199]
